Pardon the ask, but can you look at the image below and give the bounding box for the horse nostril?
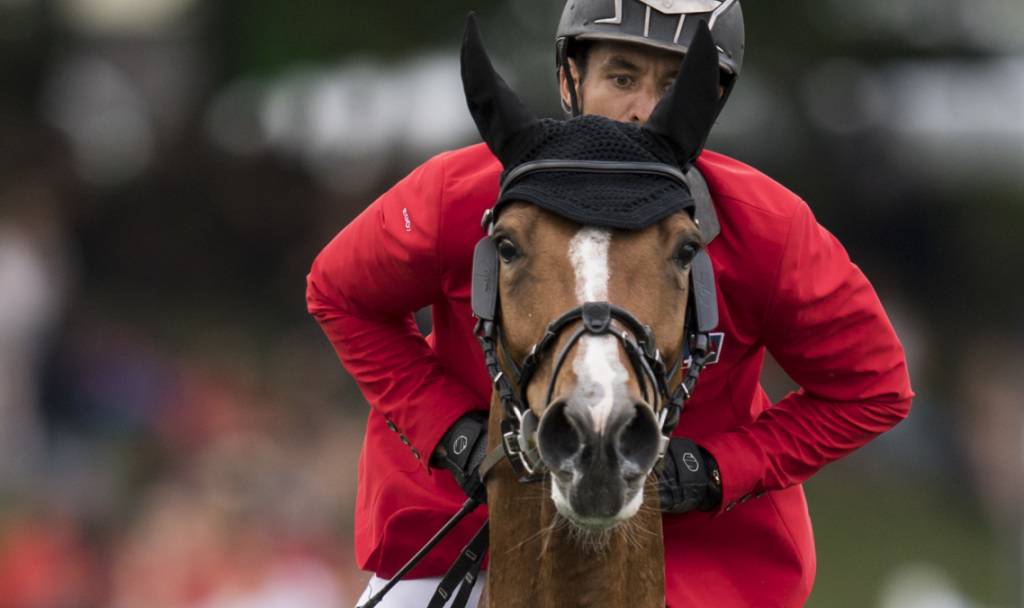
[615,404,661,474]
[537,400,582,473]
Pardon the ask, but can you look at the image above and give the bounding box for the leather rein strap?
[426,521,489,608]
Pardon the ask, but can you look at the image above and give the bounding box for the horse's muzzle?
[537,400,661,522]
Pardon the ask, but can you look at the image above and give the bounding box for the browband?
[500,159,692,199]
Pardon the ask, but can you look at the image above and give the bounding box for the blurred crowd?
[0,125,369,606]
[0,156,369,607]
[1,0,1022,607]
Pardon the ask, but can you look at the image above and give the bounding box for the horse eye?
[497,238,520,263]
[674,243,698,268]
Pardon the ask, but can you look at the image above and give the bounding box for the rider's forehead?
[585,40,683,71]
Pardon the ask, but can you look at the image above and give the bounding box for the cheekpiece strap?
[471,237,499,322]
[690,249,719,332]
[683,164,721,243]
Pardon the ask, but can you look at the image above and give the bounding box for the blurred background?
[0,0,1021,606]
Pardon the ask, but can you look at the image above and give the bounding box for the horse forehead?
[563,222,673,292]
[499,203,572,235]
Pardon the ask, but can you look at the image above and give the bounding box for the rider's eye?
[674,243,698,268]
[497,238,520,263]
[613,75,633,88]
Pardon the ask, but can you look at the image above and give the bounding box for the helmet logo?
[637,0,722,13]
[595,0,724,41]
[596,0,723,25]
[593,0,624,25]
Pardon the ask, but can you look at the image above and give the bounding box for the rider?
[307,1,913,606]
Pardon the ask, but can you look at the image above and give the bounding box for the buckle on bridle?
[500,417,544,482]
[501,419,523,461]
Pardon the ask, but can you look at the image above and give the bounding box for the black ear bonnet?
[494,117,694,230]
[461,13,721,231]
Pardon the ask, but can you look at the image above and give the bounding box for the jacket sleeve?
[306,153,482,472]
[701,201,913,509]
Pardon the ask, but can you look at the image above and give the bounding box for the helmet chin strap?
[561,56,581,117]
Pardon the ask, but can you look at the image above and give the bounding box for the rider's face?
[560,41,723,124]
[561,41,682,124]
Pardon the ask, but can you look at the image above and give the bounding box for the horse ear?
[642,20,721,166]
[461,13,538,165]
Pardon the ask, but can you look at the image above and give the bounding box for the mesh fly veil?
[496,116,693,230]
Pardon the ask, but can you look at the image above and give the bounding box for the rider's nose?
[632,89,661,124]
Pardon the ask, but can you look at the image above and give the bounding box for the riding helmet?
[555,0,744,110]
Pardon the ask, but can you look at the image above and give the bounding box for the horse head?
[463,14,719,531]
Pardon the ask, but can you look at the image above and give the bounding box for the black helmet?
[556,0,744,111]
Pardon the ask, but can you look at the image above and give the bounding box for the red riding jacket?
[306,143,913,607]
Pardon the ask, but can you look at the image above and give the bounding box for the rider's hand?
[431,412,489,503]
[658,437,723,513]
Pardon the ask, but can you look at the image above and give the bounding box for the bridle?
[472,158,720,481]
[358,158,720,608]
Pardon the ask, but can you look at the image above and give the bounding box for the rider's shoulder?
[696,150,806,223]
[389,143,500,212]
[430,143,502,197]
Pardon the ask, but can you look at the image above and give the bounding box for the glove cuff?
[661,438,722,513]
[432,411,488,476]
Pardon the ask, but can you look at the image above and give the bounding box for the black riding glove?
[431,412,489,503]
[658,437,723,513]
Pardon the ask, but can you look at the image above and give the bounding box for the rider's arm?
[306,152,482,472]
[700,200,913,510]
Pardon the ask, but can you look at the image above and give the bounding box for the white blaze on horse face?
[569,227,611,302]
[568,227,629,435]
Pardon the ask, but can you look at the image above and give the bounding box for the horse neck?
[484,397,666,608]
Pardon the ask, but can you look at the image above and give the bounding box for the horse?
[460,15,722,608]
